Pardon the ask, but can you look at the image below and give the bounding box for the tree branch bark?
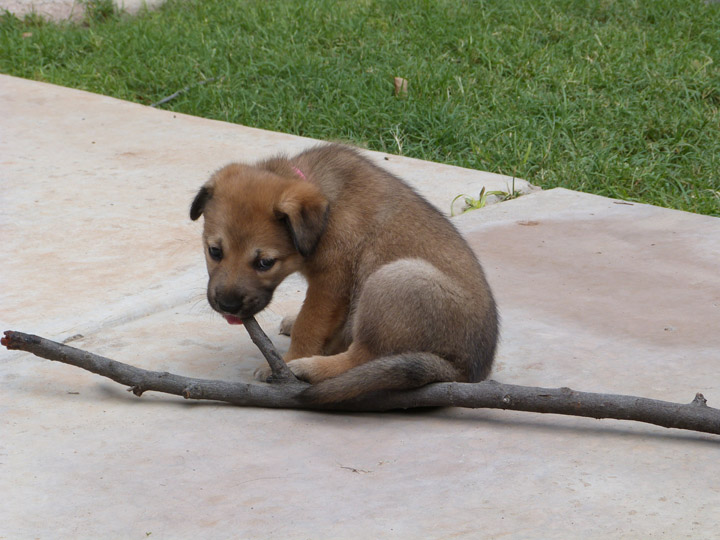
[3,324,719,436]
[241,317,297,382]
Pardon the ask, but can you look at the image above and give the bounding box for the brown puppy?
[190,144,498,403]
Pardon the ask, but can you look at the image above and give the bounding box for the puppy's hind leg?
[352,258,472,365]
[300,259,473,403]
[287,343,373,383]
[300,351,459,404]
[254,342,370,384]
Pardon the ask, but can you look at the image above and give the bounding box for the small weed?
[451,175,522,216]
[451,187,514,216]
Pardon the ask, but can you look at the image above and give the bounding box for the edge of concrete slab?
[0,74,538,216]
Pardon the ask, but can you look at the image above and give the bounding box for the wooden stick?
[3,329,719,435]
[241,316,297,382]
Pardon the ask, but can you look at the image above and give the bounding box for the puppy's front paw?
[279,315,296,336]
[253,365,273,382]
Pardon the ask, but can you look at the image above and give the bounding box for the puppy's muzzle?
[216,292,245,315]
[211,287,274,319]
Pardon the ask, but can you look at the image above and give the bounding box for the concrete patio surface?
[1,74,719,539]
[1,0,164,22]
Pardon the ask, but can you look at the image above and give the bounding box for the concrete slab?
[0,0,164,22]
[2,74,720,538]
[455,189,720,399]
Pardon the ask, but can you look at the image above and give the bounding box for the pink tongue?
[224,315,244,325]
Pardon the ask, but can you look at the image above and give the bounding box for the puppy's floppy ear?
[275,182,329,257]
[190,184,213,221]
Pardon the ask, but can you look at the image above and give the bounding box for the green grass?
[1,0,719,215]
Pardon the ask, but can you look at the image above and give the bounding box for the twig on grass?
[150,76,222,108]
[2,326,719,435]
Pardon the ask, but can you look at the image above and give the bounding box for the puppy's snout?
[216,292,245,315]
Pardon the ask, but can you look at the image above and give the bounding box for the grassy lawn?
[1,0,719,216]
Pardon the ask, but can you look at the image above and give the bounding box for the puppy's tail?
[300,352,461,404]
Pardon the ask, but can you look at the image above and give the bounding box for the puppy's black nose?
[217,293,244,314]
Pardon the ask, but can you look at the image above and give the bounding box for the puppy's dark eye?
[208,246,223,261]
[255,258,276,272]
